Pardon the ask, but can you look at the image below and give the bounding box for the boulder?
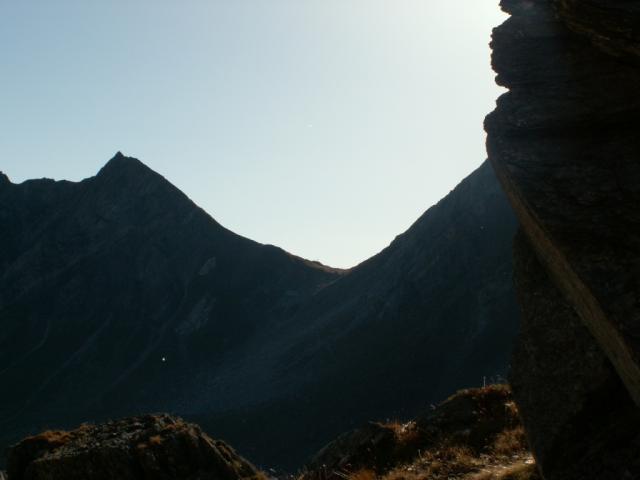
[7,414,263,480]
[487,0,640,406]
[303,385,521,480]
[511,231,640,479]
[486,1,640,476]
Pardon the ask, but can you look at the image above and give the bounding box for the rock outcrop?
[302,386,535,480]
[486,0,640,478]
[7,414,262,480]
[510,232,640,478]
[0,156,518,469]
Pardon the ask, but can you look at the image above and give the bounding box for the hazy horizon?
[1,1,506,268]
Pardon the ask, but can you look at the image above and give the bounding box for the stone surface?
[486,0,640,477]
[302,386,524,480]
[415,384,517,452]
[7,414,262,480]
[511,231,640,479]
[487,0,640,404]
[303,422,397,478]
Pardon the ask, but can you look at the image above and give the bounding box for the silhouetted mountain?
[0,154,518,470]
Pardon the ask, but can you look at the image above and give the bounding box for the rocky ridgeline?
[486,0,640,478]
[0,153,518,469]
[6,414,263,480]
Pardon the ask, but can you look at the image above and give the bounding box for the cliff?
[485,1,640,478]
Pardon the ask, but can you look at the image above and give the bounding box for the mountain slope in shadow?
[0,154,518,470]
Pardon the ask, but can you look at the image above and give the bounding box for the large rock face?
[0,155,518,469]
[7,414,262,480]
[511,232,640,478]
[486,1,640,477]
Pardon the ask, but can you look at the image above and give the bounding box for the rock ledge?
[7,414,264,480]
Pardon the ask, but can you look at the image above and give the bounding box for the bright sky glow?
[1,1,507,268]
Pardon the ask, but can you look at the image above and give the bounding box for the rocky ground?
[299,385,538,480]
[6,414,264,480]
[2,386,536,480]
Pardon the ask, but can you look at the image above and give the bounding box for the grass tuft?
[348,469,377,480]
[492,427,528,457]
[25,430,73,447]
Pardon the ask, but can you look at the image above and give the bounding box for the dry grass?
[498,464,539,480]
[382,444,480,480]
[349,469,377,480]
[380,421,423,453]
[492,426,528,457]
[345,417,532,480]
[160,421,183,431]
[472,463,539,480]
[305,386,536,480]
[26,430,73,447]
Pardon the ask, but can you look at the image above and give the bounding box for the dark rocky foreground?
[6,414,263,480]
[0,155,518,469]
[486,0,640,478]
[3,387,536,480]
[301,385,537,480]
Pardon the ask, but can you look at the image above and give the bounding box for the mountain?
[0,153,518,470]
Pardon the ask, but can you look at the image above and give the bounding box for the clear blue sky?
[1,1,506,268]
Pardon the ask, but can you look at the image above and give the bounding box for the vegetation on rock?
[7,414,264,480]
[301,386,537,480]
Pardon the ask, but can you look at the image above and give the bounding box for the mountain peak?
[96,152,157,182]
[100,151,146,171]
[0,171,10,185]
